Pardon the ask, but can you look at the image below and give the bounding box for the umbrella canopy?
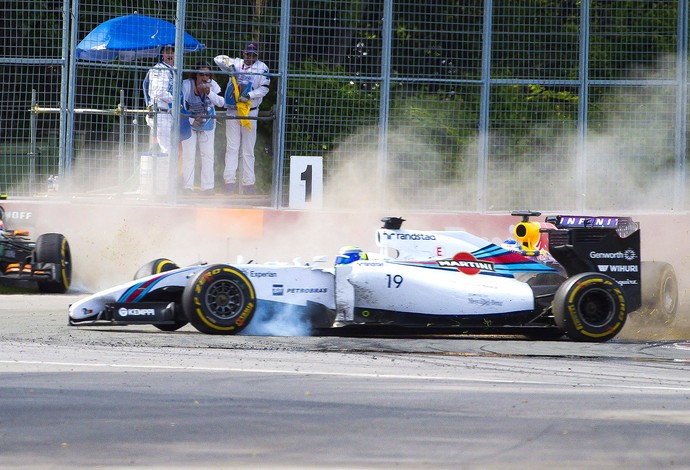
[76,13,205,62]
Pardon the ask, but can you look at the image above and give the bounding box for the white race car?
[69,212,673,342]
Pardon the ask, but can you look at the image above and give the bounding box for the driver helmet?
[335,245,368,265]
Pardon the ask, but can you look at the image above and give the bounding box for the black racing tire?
[133,258,187,331]
[641,261,678,326]
[133,258,180,280]
[182,264,256,335]
[34,233,72,294]
[552,272,627,342]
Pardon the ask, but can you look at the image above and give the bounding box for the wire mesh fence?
[0,0,688,212]
[1,1,66,196]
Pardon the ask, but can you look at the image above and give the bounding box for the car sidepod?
[338,259,536,327]
[236,264,336,331]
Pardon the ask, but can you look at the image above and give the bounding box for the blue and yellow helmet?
[335,246,368,265]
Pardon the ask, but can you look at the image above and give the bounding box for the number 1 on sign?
[289,156,322,209]
[301,165,312,202]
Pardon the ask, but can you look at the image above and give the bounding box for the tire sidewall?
[641,261,678,324]
[182,264,256,335]
[553,272,626,342]
[34,233,71,293]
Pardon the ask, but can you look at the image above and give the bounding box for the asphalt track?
[1,294,689,469]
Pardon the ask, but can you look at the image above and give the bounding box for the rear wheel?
[34,233,71,294]
[134,258,187,331]
[182,264,256,335]
[641,261,678,326]
[552,273,626,342]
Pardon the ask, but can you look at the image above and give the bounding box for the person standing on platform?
[214,42,270,195]
[180,63,224,194]
[143,45,176,155]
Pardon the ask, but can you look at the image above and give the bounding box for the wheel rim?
[577,288,616,328]
[661,276,676,313]
[204,278,245,320]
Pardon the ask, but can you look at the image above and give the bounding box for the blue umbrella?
[76,13,205,62]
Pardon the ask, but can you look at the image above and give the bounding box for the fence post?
[64,0,79,187]
[377,0,393,210]
[577,0,591,212]
[119,90,126,190]
[674,0,688,210]
[30,89,38,194]
[272,0,291,208]
[478,0,494,213]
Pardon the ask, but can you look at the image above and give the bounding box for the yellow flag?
[231,76,252,131]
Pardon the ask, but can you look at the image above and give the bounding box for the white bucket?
[139,153,169,196]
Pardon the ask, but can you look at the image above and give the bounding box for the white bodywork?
[69,263,337,322]
[69,224,541,326]
[376,227,496,261]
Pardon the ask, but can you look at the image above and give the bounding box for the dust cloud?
[32,57,690,340]
[240,305,313,336]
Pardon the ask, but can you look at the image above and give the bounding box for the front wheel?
[34,233,72,294]
[641,261,678,326]
[133,258,179,280]
[552,273,627,342]
[182,264,256,335]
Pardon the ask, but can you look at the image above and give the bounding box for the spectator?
[143,45,175,155]
[214,42,270,195]
[180,63,225,194]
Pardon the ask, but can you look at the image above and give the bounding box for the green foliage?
[1,0,682,196]
[589,0,679,80]
[280,0,678,185]
[285,61,380,158]
[0,139,60,194]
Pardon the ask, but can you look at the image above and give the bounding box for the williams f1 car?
[0,205,72,293]
[68,212,676,341]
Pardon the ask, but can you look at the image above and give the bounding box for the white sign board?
[140,152,169,196]
[289,156,323,209]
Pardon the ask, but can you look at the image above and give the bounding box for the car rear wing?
[544,215,641,312]
[544,215,639,238]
